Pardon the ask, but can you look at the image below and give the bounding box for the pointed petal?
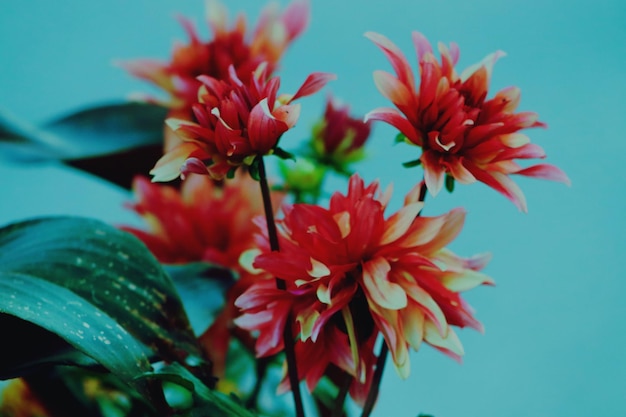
[289,72,337,102]
[150,142,200,182]
[282,0,310,40]
[466,161,528,212]
[440,269,494,292]
[364,107,420,145]
[362,258,407,310]
[380,202,423,245]
[421,150,445,196]
[373,70,414,107]
[424,321,464,359]
[401,307,425,351]
[365,31,416,90]
[248,98,288,153]
[411,31,433,63]
[447,158,477,184]
[515,164,571,186]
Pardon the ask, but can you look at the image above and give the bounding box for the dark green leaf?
[445,174,455,193]
[0,271,154,397]
[248,158,261,181]
[273,147,296,161]
[0,103,167,189]
[402,158,422,168]
[0,103,166,161]
[137,363,257,417]
[66,144,164,189]
[0,217,210,383]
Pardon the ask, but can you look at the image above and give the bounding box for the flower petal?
[364,107,420,145]
[380,202,423,245]
[248,98,288,153]
[373,70,414,107]
[365,31,415,91]
[362,257,407,310]
[515,164,571,186]
[150,142,200,182]
[289,72,337,102]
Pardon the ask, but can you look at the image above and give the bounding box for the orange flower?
[365,31,570,211]
[150,64,335,181]
[235,174,493,394]
[120,172,282,376]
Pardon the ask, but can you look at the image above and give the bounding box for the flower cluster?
[114,2,568,415]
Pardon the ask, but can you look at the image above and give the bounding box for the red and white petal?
[373,70,414,107]
[150,142,199,182]
[247,98,288,153]
[362,257,407,310]
[515,164,571,186]
[364,107,420,145]
[421,150,446,196]
[289,72,337,103]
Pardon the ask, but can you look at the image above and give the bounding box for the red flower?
[235,174,493,396]
[364,31,570,211]
[120,0,310,150]
[309,95,372,170]
[150,64,335,181]
[121,173,271,266]
[121,0,309,111]
[120,172,283,376]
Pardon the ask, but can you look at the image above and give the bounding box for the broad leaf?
[0,217,211,383]
[0,103,167,188]
[0,272,153,392]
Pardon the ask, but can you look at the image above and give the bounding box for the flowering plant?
[0,1,569,417]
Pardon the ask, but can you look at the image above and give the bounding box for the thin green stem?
[360,180,428,417]
[257,157,305,417]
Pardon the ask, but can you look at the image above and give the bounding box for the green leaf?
[0,272,154,395]
[0,103,166,161]
[272,146,296,161]
[0,217,210,384]
[402,158,422,168]
[0,103,167,189]
[445,174,455,193]
[394,132,408,144]
[137,363,257,417]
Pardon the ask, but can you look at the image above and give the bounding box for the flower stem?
[330,371,353,417]
[257,157,306,417]
[360,180,427,417]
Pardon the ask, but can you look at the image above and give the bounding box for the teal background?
[1,1,625,416]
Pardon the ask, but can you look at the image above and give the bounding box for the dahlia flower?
[120,172,282,376]
[365,31,570,211]
[120,0,309,150]
[121,0,309,111]
[309,95,372,172]
[150,64,335,181]
[235,174,493,394]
